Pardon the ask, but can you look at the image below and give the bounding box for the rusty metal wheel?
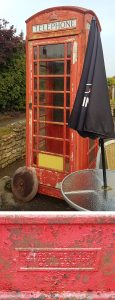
[11,166,39,202]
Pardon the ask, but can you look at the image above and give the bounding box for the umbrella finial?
[92,16,96,21]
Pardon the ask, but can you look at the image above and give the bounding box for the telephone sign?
[33,19,77,33]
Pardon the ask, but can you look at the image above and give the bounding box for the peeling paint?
[0,214,115,296]
[55,182,61,189]
[73,41,78,64]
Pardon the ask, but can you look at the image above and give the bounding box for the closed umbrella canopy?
[68,17,115,139]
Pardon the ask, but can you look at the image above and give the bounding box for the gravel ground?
[4,194,76,212]
[0,174,76,212]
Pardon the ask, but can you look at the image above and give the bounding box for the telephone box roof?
[26,6,101,30]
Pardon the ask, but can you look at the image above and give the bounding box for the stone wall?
[0,121,26,168]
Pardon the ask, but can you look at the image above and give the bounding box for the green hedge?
[0,54,26,111]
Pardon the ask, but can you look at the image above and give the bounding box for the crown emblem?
[49,12,58,21]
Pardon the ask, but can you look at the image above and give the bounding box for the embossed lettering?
[16,248,101,271]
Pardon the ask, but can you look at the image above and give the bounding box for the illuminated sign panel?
[33,19,77,33]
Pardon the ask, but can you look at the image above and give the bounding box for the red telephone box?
[26,6,99,198]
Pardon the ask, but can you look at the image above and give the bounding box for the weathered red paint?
[0,213,115,299]
[25,7,99,198]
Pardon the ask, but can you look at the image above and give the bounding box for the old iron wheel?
[11,166,39,202]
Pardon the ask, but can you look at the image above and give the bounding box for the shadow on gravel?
[0,193,76,212]
[0,175,76,212]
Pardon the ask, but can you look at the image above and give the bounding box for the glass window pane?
[39,77,64,91]
[34,78,37,90]
[66,109,70,123]
[33,47,37,60]
[39,93,64,107]
[33,122,37,134]
[39,93,46,105]
[54,78,64,91]
[67,43,71,58]
[38,138,63,155]
[66,94,70,107]
[39,107,64,123]
[34,92,37,105]
[65,157,70,172]
[40,44,64,59]
[39,62,47,75]
[39,124,46,136]
[39,138,46,151]
[34,107,37,120]
[53,93,64,107]
[66,127,70,139]
[67,61,71,74]
[39,107,46,122]
[66,77,70,91]
[33,152,37,165]
[39,61,64,75]
[34,62,37,75]
[66,141,70,155]
[39,93,69,108]
[39,123,63,138]
[53,109,64,122]
[33,137,37,150]
[39,78,46,90]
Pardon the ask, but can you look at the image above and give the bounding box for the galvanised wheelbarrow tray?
[0,212,115,299]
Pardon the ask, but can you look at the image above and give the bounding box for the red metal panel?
[0,213,115,298]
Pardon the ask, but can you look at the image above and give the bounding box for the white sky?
[0,0,115,77]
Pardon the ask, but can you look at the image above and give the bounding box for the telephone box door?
[27,36,78,195]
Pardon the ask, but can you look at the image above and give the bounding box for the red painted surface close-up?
[0,213,115,299]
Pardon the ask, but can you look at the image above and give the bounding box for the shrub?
[0,19,26,112]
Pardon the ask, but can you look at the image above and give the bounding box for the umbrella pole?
[99,138,107,189]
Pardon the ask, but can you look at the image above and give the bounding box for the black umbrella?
[68,17,115,189]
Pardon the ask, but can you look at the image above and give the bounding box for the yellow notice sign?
[38,153,63,171]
